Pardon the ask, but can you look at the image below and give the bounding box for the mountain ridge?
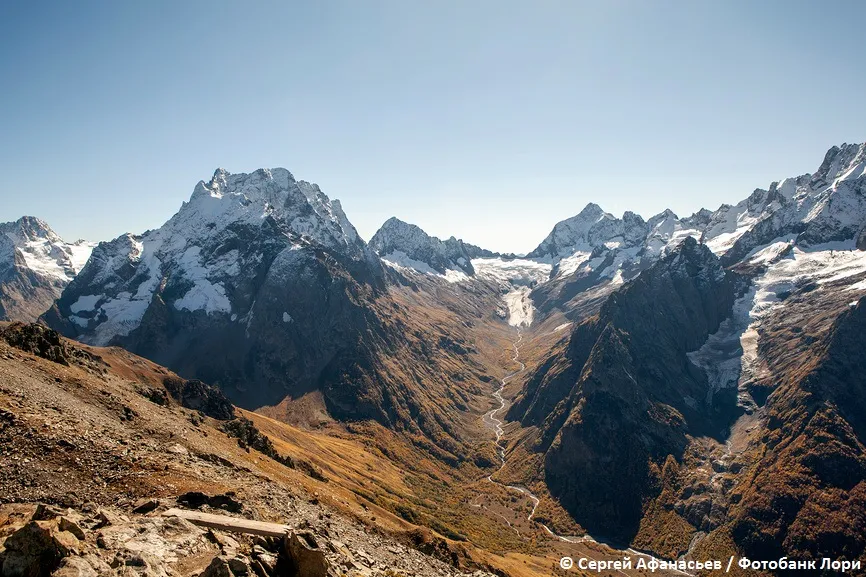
[370,216,499,277]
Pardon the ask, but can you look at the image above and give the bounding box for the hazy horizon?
[2,1,864,253]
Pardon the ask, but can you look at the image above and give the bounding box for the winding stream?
[479,328,695,576]
[480,329,580,542]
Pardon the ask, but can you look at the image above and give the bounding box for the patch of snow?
[443,269,469,283]
[556,251,591,277]
[703,199,767,255]
[282,312,293,323]
[553,322,572,332]
[70,295,101,314]
[174,281,231,314]
[748,237,796,264]
[687,284,758,409]
[68,241,97,273]
[381,250,440,276]
[172,245,233,314]
[503,286,534,327]
[381,250,469,283]
[17,241,71,282]
[88,296,151,346]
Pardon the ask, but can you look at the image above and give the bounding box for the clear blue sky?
[1,1,863,254]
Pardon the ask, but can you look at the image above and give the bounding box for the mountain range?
[1,142,865,576]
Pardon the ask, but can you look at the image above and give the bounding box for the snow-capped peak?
[370,217,493,279]
[712,142,866,263]
[179,168,363,257]
[55,167,369,345]
[0,216,95,283]
[527,203,649,260]
[811,142,866,188]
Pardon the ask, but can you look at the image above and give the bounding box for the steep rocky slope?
[693,275,866,568]
[0,217,94,323]
[0,322,505,577]
[509,238,740,541]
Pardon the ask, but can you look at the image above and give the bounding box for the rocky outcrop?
[0,322,104,370]
[280,532,330,577]
[162,376,235,420]
[1,519,79,577]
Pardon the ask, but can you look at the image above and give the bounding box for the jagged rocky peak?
[181,167,364,258]
[527,203,651,261]
[811,142,866,187]
[44,166,377,349]
[713,141,866,263]
[681,207,713,229]
[370,217,495,277]
[646,208,677,228]
[2,216,61,244]
[0,216,95,285]
[0,216,96,322]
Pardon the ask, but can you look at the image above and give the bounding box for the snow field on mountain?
[688,239,866,409]
[380,250,468,282]
[7,237,96,283]
[172,245,233,314]
[471,258,551,285]
[503,286,535,327]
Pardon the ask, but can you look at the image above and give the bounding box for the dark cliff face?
[517,238,739,541]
